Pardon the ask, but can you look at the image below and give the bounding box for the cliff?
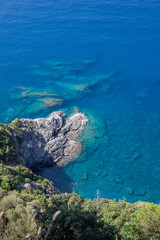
[0,111,88,170]
[20,111,88,169]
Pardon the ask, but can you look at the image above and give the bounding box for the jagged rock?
[18,111,88,170]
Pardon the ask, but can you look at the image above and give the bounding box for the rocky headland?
[12,111,88,170]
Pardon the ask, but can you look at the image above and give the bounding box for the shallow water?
[1,0,160,203]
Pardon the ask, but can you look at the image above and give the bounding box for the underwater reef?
[3,59,114,122]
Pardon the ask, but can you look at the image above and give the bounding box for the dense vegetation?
[0,164,58,197]
[0,119,23,165]
[0,120,160,239]
[1,185,160,240]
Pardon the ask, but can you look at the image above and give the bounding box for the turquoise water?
[1,0,160,203]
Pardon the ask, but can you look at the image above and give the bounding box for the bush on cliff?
[39,192,117,240]
[96,198,137,233]
[0,190,119,240]
[0,123,18,164]
[1,182,160,240]
[0,191,39,240]
[0,164,58,202]
[121,203,160,240]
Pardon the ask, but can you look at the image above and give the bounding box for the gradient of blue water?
[0,0,160,203]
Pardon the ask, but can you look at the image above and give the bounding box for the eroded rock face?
[19,111,88,170]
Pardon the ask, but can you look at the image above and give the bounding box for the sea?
[0,0,160,203]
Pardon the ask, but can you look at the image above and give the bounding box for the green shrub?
[121,203,160,240]
[24,177,32,183]
[40,192,117,240]
[0,192,39,240]
[0,123,19,164]
[9,118,22,132]
[96,198,137,231]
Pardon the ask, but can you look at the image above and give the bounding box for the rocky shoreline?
[16,111,88,170]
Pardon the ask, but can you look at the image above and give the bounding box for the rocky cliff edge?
[17,111,88,169]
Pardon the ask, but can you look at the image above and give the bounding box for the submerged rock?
[73,84,90,92]
[127,187,134,195]
[40,98,63,108]
[21,91,59,99]
[82,172,88,181]
[135,189,146,197]
[17,86,33,92]
[17,111,88,169]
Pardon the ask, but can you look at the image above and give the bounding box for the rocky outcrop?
[17,111,88,170]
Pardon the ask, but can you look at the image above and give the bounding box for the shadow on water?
[35,165,73,193]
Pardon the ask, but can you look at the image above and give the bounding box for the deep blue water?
[1,0,160,203]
